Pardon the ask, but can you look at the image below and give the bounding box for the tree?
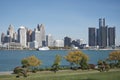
[65,50,89,70]
[109,51,120,68]
[21,58,30,68]
[109,51,120,62]
[52,54,61,73]
[97,60,110,72]
[21,55,42,72]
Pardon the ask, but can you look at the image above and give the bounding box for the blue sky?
[0,0,120,45]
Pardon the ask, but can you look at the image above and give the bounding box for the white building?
[46,34,54,47]
[54,40,64,47]
[18,26,27,47]
[28,41,38,49]
[7,24,14,40]
[32,29,42,47]
[32,24,46,47]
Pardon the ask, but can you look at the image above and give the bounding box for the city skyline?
[0,0,120,45]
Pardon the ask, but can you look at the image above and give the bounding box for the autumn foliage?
[21,55,42,68]
[65,50,89,69]
[109,50,120,61]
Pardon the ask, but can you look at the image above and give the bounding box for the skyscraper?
[27,29,33,42]
[88,27,96,46]
[96,29,100,46]
[99,18,102,28]
[108,27,115,47]
[99,18,108,48]
[46,34,54,47]
[32,24,46,47]
[7,24,14,42]
[1,32,5,43]
[13,32,18,42]
[18,26,27,47]
[99,26,108,48]
[39,24,46,43]
[32,28,41,47]
[64,36,71,47]
[103,18,105,27]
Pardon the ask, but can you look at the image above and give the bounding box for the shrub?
[97,60,110,72]
[14,66,28,78]
[14,66,23,74]
[88,64,96,69]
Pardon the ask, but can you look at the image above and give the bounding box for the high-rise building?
[39,24,46,43]
[32,29,41,47]
[27,29,32,42]
[54,40,64,47]
[99,26,108,48]
[96,29,100,46]
[88,27,96,46]
[32,24,46,47]
[4,35,12,43]
[64,36,71,47]
[98,18,108,48]
[103,18,105,27]
[7,24,14,41]
[1,32,5,43]
[46,34,54,47]
[13,32,18,42]
[108,27,115,47]
[99,18,102,28]
[18,26,27,47]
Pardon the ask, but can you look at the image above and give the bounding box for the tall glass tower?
[88,27,96,46]
[18,26,27,47]
[108,27,115,47]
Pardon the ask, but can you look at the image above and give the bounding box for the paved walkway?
[0,71,13,75]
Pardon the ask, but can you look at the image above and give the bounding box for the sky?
[0,0,120,45]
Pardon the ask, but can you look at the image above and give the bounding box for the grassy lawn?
[0,69,120,80]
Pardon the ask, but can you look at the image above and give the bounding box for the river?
[0,50,114,71]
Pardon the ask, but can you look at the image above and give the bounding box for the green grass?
[0,70,120,80]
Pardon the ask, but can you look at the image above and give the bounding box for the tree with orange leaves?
[109,51,120,66]
[65,50,89,70]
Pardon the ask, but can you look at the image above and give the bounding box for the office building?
[7,24,14,41]
[46,34,54,47]
[32,24,46,47]
[108,27,115,47]
[18,26,27,47]
[88,27,96,46]
[32,29,41,47]
[1,32,5,43]
[54,40,64,47]
[99,26,108,48]
[27,29,32,42]
[98,18,108,48]
[28,41,38,49]
[64,36,71,47]
[13,32,18,42]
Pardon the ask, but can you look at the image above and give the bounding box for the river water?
[0,50,114,71]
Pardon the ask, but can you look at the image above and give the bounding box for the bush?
[88,64,96,69]
[14,66,28,78]
[14,66,23,74]
[97,60,110,72]
[109,63,116,68]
